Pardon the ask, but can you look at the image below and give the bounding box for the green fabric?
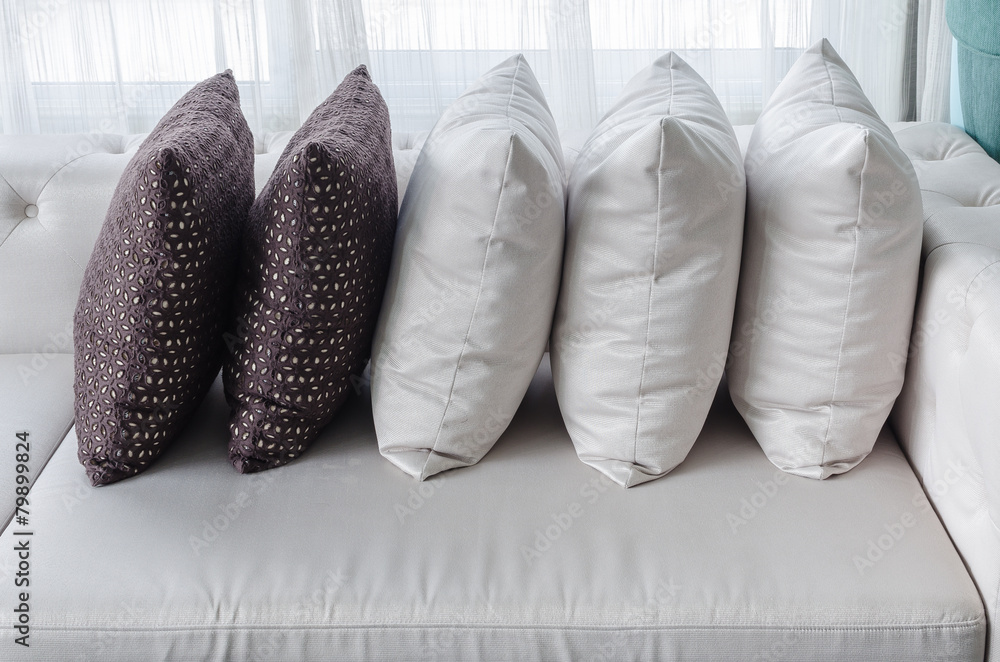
[947,0,1000,161]
[947,0,1000,55]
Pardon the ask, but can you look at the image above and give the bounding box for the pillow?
[74,71,254,486]
[551,52,745,488]
[727,39,923,479]
[224,66,397,473]
[371,55,565,480]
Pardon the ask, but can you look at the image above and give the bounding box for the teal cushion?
[947,0,1000,161]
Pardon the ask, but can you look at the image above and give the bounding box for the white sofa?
[0,121,997,661]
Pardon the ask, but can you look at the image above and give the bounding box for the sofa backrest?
[0,130,425,355]
[0,125,752,357]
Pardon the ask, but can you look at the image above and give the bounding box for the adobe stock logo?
[852,459,968,575]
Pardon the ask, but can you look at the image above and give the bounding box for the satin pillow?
[371,55,565,480]
[551,52,745,487]
[727,39,923,479]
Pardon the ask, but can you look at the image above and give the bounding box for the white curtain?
[915,0,951,122]
[0,0,933,138]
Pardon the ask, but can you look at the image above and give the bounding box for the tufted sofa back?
[0,130,434,356]
[3,122,997,358]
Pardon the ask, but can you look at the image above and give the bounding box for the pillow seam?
[820,132,869,464]
[629,62,676,470]
[421,58,525,476]
[822,53,844,123]
[422,135,518,477]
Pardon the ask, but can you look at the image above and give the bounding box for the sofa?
[0,113,998,660]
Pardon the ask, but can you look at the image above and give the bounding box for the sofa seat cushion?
[0,358,984,661]
[0,353,75,531]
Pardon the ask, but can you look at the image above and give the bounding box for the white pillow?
[727,39,923,479]
[551,53,745,487]
[371,55,565,480]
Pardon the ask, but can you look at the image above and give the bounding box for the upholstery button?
[24,204,38,218]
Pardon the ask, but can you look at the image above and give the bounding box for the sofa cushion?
[371,54,565,481]
[727,39,923,479]
[552,52,745,488]
[224,65,397,474]
[0,358,984,661]
[73,71,255,486]
[0,353,74,531]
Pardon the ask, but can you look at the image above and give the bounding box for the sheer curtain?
[0,0,945,139]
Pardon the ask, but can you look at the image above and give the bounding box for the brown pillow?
[223,65,397,473]
[74,71,254,487]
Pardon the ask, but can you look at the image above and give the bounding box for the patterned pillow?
[223,66,397,473]
[74,71,254,486]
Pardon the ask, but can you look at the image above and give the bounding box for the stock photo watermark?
[11,430,33,648]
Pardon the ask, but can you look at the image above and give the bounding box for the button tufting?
[24,204,38,218]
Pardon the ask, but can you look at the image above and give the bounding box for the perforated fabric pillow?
[727,40,923,479]
[371,55,565,481]
[551,52,745,488]
[74,71,254,486]
[223,66,397,473]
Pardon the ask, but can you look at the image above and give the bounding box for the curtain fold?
[915,0,951,122]
[0,0,928,135]
[0,0,38,133]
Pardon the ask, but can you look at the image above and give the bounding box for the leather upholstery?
[0,122,996,660]
[0,359,986,661]
[0,354,74,529]
[890,120,1000,661]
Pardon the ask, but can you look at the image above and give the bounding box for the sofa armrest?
[961,257,1000,537]
[890,120,1000,659]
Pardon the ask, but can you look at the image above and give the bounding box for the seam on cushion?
[822,54,843,123]
[921,190,967,208]
[820,131,869,464]
[922,207,955,227]
[0,170,30,207]
[423,59,523,475]
[667,60,674,116]
[35,151,96,201]
[0,218,25,252]
[0,172,31,249]
[631,120,669,466]
[925,240,1000,261]
[963,259,1000,310]
[504,56,522,131]
[420,58,521,480]
[423,136,517,476]
[28,216,86,271]
[24,618,986,633]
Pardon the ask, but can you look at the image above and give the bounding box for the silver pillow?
[371,55,565,480]
[551,52,745,487]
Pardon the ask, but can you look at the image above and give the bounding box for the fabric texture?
[371,54,565,481]
[947,0,1000,161]
[551,52,745,488]
[224,65,397,473]
[0,360,986,661]
[915,0,952,122]
[0,1,917,136]
[890,119,1000,662]
[73,71,254,486]
[727,40,923,479]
